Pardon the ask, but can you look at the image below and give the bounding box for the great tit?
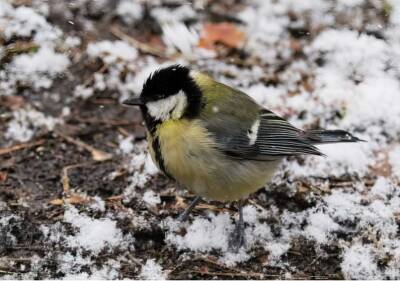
[123,64,362,251]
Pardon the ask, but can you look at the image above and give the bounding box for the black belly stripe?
[142,109,174,179]
[152,135,174,179]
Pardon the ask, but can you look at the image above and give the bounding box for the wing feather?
[194,75,322,160]
[205,108,323,160]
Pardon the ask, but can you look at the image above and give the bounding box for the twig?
[196,256,242,273]
[248,199,269,212]
[74,116,133,126]
[3,41,38,58]
[50,162,96,206]
[61,163,91,194]
[173,196,231,213]
[110,25,167,58]
[0,139,45,156]
[57,132,112,161]
[0,269,17,274]
[117,127,131,137]
[196,203,232,213]
[188,269,266,278]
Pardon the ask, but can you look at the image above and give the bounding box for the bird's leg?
[177,196,202,222]
[229,200,246,252]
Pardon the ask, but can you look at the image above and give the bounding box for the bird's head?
[123,65,202,125]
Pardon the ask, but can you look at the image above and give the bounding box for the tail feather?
[304,130,364,144]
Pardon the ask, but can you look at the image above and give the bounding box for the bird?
[123,64,362,251]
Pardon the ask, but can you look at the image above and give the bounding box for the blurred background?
[0,0,399,279]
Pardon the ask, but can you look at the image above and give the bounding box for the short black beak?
[122,97,143,106]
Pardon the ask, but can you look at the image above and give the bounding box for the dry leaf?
[0,95,26,109]
[0,139,45,156]
[50,193,93,205]
[0,171,8,183]
[199,22,245,50]
[106,195,123,201]
[91,149,113,162]
[50,198,64,205]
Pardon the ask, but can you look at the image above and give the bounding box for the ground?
[0,0,400,279]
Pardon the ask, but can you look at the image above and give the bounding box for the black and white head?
[123,65,202,126]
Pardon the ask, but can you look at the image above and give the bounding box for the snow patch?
[139,259,167,280]
[64,206,130,254]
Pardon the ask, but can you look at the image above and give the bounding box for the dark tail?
[304,130,365,144]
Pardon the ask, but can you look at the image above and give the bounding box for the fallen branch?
[61,163,92,194]
[50,162,95,206]
[0,139,45,156]
[74,116,133,126]
[110,25,167,58]
[50,193,94,206]
[188,269,266,278]
[174,196,232,213]
[57,132,112,161]
[0,269,17,274]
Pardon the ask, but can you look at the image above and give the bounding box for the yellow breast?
[149,119,280,201]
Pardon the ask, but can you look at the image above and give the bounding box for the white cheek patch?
[247,119,260,145]
[146,90,188,121]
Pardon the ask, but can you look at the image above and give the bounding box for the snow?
[0,214,20,245]
[370,177,394,197]
[341,243,382,279]
[11,46,69,75]
[63,206,128,254]
[151,5,196,25]
[117,0,143,24]
[166,213,233,252]
[284,142,372,179]
[139,259,167,280]
[73,84,94,99]
[2,46,70,92]
[389,145,400,178]
[0,1,61,44]
[87,40,138,64]
[305,212,339,244]
[143,190,161,207]
[161,22,199,58]
[5,107,60,142]
[118,135,135,154]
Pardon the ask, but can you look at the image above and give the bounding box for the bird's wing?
[212,108,323,160]
[197,81,322,161]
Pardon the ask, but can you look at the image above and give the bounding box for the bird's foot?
[228,221,246,253]
[177,196,202,223]
[228,201,246,253]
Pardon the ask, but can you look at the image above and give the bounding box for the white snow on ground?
[6,46,70,90]
[0,214,20,246]
[142,190,161,207]
[38,205,134,279]
[116,0,143,25]
[139,259,167,280]
[0,1,69,97]
[1,0,400,279]
[0,1,61,44]
[341,243,382,279]
[389,145,400,179]
[5,107,61,142]
[87,40,138,64]
[63,206,129,254]
[162,22,199,58]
